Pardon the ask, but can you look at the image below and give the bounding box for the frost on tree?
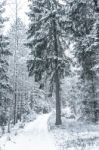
[68,0,99,122]
[8,18,33,123]
[0,1,12,128]
[27,0,70,125]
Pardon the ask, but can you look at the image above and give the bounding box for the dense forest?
[0,0,99,150]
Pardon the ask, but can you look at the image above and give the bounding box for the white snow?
[0,114,57,150]
[48,111,99,150]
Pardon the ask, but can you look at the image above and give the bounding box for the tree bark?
[55,70,62,125]
[14,90,17,125]
[53,14,62,125]
[8,114,11,133]
[91,72,97,123]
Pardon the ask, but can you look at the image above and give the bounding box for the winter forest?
[1,0,99,149]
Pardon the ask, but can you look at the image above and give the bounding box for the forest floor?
[1,112,99,150]
[0,113,56,150]
[48,112,99,150]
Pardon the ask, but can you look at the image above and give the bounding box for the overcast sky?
[4,0,65,33]
[4,0,29,32]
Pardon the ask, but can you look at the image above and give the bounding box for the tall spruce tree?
[27,0,70,125]
[0,1,12,126]
[68,0,99,122]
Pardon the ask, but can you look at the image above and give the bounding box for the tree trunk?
[8,114,11,133]
[93,101,97,122]
[20,92,23,122]
[90,60,97,123]
[55,70,62,125]
[53,14,62,125]
[14,91,17,125]
[92,76,97,123]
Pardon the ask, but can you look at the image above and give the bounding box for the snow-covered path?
[0,114,57,150]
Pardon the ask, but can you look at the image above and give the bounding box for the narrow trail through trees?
[1,114,57,150]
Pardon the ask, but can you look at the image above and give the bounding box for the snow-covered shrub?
[48,112,56,131]
[19,123,25,129]
[22,110,36,122]
[61,107,75,119]
[29,85,51,114]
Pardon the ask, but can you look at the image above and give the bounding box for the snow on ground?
[0,113,57,150]
[1,110,99,150]
[48,113,99,150]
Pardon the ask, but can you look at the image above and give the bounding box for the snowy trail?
[0,114,57,150]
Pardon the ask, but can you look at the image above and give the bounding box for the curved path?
[1,114,56,150]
